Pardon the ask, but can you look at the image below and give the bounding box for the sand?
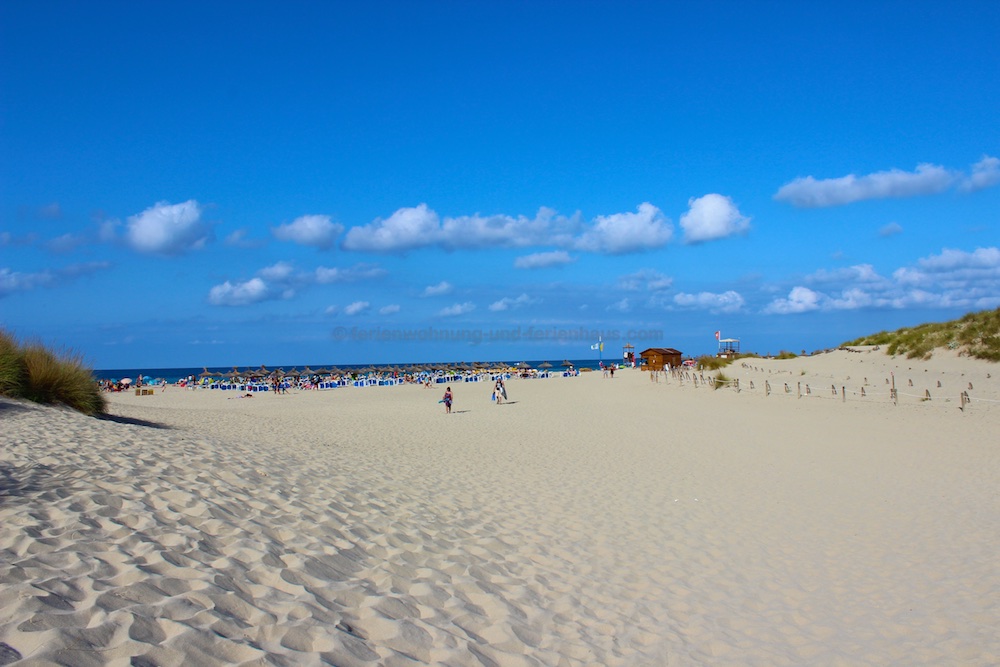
[1,348,998,666]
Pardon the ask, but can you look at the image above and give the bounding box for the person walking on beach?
[443,386,453,414]
[494,377,506,405]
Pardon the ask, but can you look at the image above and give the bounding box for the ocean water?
[93,358,621,384]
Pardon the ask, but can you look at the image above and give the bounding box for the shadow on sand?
[96,413,174,430]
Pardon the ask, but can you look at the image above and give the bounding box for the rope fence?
[651,367,1000,412]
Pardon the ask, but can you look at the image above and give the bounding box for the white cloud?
[46,233,84,253]
[439,302,475,316]
[224,228,261,248]
[679,194,750,243]
[618,269,673,291]
[827,288,878,310]
[916,246,1000,272]
[343,203,676,255]
[0,267,54,295]
[125,200,211,255]
[574,203,673,254]
[879,222,903,237]
[440,207,578,250]
[806,264,885,285]
[673,290,745,313]
[765,247,1000,314]
[607,298,631,312]
[208,278,270,306]
[489,293,538,311]
[258,261,295,281]
[342,204,441,252]
[272,214,343,249]
[314,263,386,283]
[343,205,581,253]
[774,163,956,207]
[422,281,453,297]
[209,262,387,307]
[764,286,823,314]
[344,301,370,316]
[960,155,1000,192]
[379,304,400,315]
[1,262,110,297]
[514,250,574,269]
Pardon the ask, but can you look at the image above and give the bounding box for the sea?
[93,358,620,384]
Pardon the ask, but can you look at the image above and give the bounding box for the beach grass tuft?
[0,329,26,397]
[696,355,732,371]
[0,329,106,415]
[844,307,1000,361]
[714,371,731,389]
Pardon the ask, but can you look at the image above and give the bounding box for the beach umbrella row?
[196,361,538,380]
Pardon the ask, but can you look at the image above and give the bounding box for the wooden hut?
[640,347,683,371]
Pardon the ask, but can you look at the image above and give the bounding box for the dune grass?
[714,371,731,390]
[696,355,731,370]
[843,307,1000,361]
[0,329,106,415]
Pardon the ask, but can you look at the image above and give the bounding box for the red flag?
[714,330,720,340]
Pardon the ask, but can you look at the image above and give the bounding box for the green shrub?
[696,355,732,370]
[714,371,730,390]
[0,332,106,415]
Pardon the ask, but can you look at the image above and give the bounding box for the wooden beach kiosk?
[639,347,683,371]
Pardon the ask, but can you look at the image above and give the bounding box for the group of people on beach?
[441,376,509,413]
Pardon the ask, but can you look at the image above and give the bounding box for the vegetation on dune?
[713,371,731,390]
[694,352,761,370]
[843,307,1000,362]
[0,329,106,415]
[695,355,732,370]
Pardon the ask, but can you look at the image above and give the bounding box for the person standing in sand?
[443,386,453,413]
[494,377,506,405]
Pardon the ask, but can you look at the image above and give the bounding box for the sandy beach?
[2,348,998,666]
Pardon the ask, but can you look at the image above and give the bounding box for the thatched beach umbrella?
[538,361,553,369]
[561,360,573,367]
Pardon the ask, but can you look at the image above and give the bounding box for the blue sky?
[2,2,999,369]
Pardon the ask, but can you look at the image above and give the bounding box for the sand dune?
[2,349,998,665]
